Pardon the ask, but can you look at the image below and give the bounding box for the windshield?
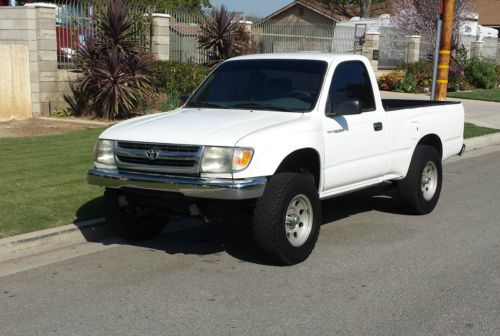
[187,59,328,112]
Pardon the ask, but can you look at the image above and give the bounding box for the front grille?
[117,142,200,153]
[117,155,197,167]
[114,141,202,175]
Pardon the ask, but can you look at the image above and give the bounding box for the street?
[1,147,500,336]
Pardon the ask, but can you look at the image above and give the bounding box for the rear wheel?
[397,145,442,215]
[252,173,321,265]
[104,189,168,241]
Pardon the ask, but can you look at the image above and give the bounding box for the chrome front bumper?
[87,168,267,200]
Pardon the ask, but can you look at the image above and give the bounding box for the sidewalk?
[380,91,500,130]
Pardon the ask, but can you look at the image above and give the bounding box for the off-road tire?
[397,145,442,215]
[253,173,321,265]
[104,189,167,241]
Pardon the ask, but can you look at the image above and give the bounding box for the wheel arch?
[274,148,321,191]
[416,134,443,159]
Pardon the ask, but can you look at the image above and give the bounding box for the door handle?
[373,122,383,131]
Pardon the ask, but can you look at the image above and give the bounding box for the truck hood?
[100,108,303,146]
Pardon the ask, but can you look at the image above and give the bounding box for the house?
[261,0,394,25]
[474,0,500,32]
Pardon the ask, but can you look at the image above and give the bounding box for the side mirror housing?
[333,99,362,116]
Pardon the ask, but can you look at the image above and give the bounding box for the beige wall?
[0,45,32,121]
[270,5,335,26]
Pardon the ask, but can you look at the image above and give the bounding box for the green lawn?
[0,128,105,238]
[464,122,499,139]
[448,89,500,102]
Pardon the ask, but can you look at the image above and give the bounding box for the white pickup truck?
[88,53,465,265]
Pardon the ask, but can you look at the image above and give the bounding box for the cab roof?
[228,52,368,64]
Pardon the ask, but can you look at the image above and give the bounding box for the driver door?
[322,61,390,192]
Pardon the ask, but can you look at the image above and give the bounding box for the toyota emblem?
[146,148,160,160]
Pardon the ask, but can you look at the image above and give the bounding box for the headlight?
[93,139,116,169]
[201,147,254,173]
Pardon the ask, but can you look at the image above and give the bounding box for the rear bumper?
[87,168,267,200]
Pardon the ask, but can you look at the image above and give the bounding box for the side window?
[327,61,376,115]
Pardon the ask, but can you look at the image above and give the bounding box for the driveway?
[1,146,499,336]
[380,91,500,129]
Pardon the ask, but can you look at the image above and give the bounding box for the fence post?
[470,40,484,59]
[362,32,380,71]
[151,13,170,61]
[406,35,421,63]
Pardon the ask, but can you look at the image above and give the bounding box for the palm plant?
[198,6,252,67]
[65,0,155,120]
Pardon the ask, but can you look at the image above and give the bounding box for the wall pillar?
[362,32,380,71]
[239,20,253,32]
[406,35,421,63]
[151,13,170,61]
[471,40,484,59]
[0,3,58,117]
[26,3,58,116]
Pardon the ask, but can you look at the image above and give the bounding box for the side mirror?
[334,99,362,116]
[178,95,189,106]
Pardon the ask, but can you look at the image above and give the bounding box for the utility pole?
[435,0,455,101]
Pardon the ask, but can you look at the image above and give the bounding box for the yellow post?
[436,0,455,101]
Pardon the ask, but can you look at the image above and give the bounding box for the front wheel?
[252,173,321,265]
[104,189,168,241]
[397,145,443,215]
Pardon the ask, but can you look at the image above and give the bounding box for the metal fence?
[251,23,368,55]
[498,44,500,64]
[378,27,410,69]
[54,0,154,69]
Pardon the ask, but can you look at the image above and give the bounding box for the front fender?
[233,115,323,180]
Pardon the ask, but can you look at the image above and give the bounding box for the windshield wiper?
[230,103,297,112]
[187,101,229,109]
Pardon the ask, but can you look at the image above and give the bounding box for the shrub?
[394,73,417,93]
[377,71,404,91]
[66,0,155,120]
[157,92,182,112]
[399,61,433,77]
[399,61,433,93]
[448,65,465,92]
[154,61,210,96]
[463,58,497,89]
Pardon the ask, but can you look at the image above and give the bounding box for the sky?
[209,0,292,17]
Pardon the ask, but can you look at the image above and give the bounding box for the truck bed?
[382,99,461,112]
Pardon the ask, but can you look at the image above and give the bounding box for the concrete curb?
[463,132,500,152]
[1,132,500,263]
[0,218,109,263]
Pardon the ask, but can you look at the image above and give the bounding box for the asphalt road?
[1,149,500,336]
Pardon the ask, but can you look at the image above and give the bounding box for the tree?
[315,0,384,18]
[198,6,253,67]
[392,0,473,48]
